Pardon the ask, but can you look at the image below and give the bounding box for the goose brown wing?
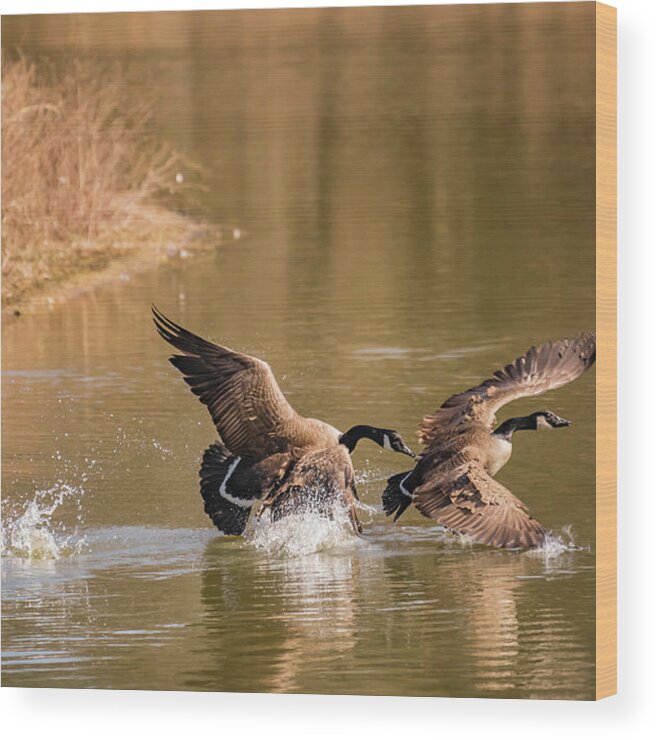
[413,462,547,548]
[419,334,595,448]
[153,307,301,458]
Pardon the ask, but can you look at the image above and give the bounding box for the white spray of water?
[526,525,580,559]
[246,503,360,558]
[1,482,86,560]
[354,467,390,486]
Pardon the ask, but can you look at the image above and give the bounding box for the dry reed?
[1,54,203,306]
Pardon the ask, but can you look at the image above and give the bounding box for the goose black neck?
[493,415,536,441]
[339,425,382,453]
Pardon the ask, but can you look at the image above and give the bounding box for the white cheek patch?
[536,416,552,430]
[383,435,393,451]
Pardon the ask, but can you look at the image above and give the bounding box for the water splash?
[151,439,173,458]
[354,467,390,486]
[246,504,359,558]
[526,525,581,559]
[1,482,86,560]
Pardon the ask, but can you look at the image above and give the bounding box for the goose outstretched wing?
[419,334,595,448]
[153,306,302,458]
[413,462,548,549]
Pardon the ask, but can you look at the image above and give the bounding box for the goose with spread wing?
[382,334,596,548]
[152,307,414,536]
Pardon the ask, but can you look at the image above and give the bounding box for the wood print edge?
[595,0,617,701]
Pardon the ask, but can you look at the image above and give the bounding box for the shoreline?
[2,206,229,322]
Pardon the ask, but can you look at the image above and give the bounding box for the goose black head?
[377,428,416,457]
[532,410,572,430]
[339,425,415,457]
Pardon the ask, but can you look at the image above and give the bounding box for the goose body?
[383,334,596,549]
[264,445,361,531]
[483,431,513,476]
[153,307,414,536]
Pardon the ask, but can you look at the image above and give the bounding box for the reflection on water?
[2,4,595,698]
[1,525,595,697]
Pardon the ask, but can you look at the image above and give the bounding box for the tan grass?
[1,54,205,307]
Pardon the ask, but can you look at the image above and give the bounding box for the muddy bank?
[2,205,231,320]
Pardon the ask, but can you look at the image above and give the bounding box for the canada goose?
[152,307,414,535]
[382,334,596,548]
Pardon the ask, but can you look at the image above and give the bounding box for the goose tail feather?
[382,471,414,522]
[199,442,254,536]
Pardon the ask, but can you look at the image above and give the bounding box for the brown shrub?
[1,54,201,304]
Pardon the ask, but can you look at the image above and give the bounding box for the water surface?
[2,4,595,698]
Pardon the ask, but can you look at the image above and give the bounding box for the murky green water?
[2,5,595,698]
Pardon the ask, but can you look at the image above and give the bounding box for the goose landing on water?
[382,334,596,549]
[152,307,414,536]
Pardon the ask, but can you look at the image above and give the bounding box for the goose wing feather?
[413,462,547,548]
[419,333,595,448]
[153,306,302,458]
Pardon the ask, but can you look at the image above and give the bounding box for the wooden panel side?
[595,1,617,701]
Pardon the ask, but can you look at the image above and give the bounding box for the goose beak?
[398,442,416,458]
[555,417,572,428]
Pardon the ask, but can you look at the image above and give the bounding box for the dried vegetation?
[1,55,210,308]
